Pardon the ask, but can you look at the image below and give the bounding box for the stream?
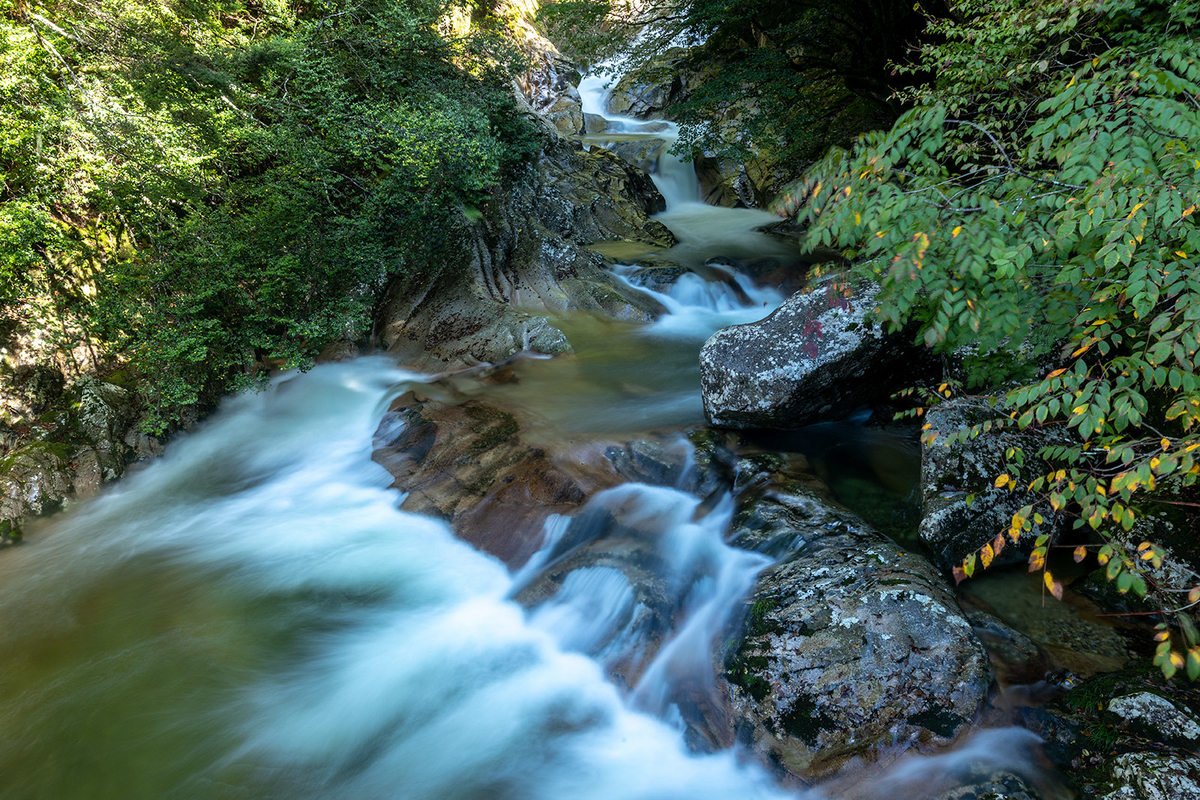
[0,77,1057,799]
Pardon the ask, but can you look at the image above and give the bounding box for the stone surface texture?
[919,397,1068,571]
[1101,752,1200,800]
[700,281,923,428]
[722,481,992,779]
[1109,691,1200,743]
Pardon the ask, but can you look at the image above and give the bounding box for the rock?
[1102,753,1200,800]
[694,155,742,208]
[608,67,686,118]
[919,398,1069,571]
[377,133,676,369]
[1021,666,1200,797]
[700,281,929,429]
[4,364,65,417]
[545,95,584,136]
[583,113,608,134]
[722,483,992,779]
[0,443,73,531]
[930,769,1041,800]
[372,379,693,566]
[1108,691,1200,745]
[603,137,669,173]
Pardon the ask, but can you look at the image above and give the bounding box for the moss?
[0,518,22,545]
[746,596,780,637]
[780,696,838,747]
[907,708,968,738]
[463,405,520,455]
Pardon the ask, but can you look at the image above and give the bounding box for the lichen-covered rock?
[723,485,992,779]
[377,133,675,369]
[700,281,927,428]
[1108,691,1200,745]
[1101,753,1200,800]
[920,398,1068,571]
[0,443,73,535]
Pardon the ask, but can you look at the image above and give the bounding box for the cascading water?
[0,361,794,800]
[0,73,1053,800]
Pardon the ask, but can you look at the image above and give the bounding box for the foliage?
[780,0,1200,677]
[1,0,537,428]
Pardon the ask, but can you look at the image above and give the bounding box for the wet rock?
[700,281,928,429]
[603,137,669,173]
[372,382,692,566]
[377,132,675,369]
[583,113,608,134]
[1101,753,1200,800]
[930,768,1041,800]
[966,609,1051,689]
[920,398,1069,571]
[626,262,691,294]
[694,155,742,208]
[723,484,992,779]
[608,72,684,119]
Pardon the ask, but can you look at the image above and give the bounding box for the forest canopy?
[1,0,537,427]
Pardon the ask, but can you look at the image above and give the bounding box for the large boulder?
[700,281,927,428]
[722,480,993,780]
[919,397,1069,571]
[0,443,73,541]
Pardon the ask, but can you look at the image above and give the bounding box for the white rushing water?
[0,73,1051,800]
[0,361,794,800]
[0,361,1048,800]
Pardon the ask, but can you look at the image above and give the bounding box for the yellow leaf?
[1156,630,1171,642]
[1045,570,1064,600]
[981,543,995,569]
[1163,438,1172,451]
[1172,652,1186,669]
[854,212,862,225]
[1126,202,1146,219]
[1074,545,1088,563]
[1184,205,1196,219]
[1177,251,1188,259]
[952,226,963,237]
[994,473,1010,488]
[1047,368,1066,379]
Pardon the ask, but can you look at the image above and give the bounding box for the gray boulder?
[700,281,925,428]
[583,113,608,134]
[1108,691,1200,746]
[723,484,992,779]
[0,443,73,537]
[603,137,668,174]
[920,397,1067,571]
[1101,753,1200,800]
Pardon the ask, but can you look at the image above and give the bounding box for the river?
[0,77,1048,799]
